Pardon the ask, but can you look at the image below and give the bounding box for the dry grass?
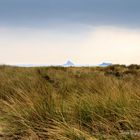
[0,65,140,140]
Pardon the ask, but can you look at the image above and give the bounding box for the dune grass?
[0,65,140,140]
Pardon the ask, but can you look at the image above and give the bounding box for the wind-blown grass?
[0,65,140,139]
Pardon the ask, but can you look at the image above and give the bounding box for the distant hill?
[10,61,112,67]
[99,62,112,67]
[63,60,75,67]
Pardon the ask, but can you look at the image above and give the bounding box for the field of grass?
[0,65,140,140]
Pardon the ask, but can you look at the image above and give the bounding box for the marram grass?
[0,65,140,140]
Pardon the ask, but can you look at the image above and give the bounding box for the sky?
[0,0,140,65]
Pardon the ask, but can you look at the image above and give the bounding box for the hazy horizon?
[0,0,140,65]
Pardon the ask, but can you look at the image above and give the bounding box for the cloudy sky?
[0,0,140,65]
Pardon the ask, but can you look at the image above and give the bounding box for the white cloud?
[0,26,140,65]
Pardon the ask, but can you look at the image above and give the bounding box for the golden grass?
[0,65,140,140]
